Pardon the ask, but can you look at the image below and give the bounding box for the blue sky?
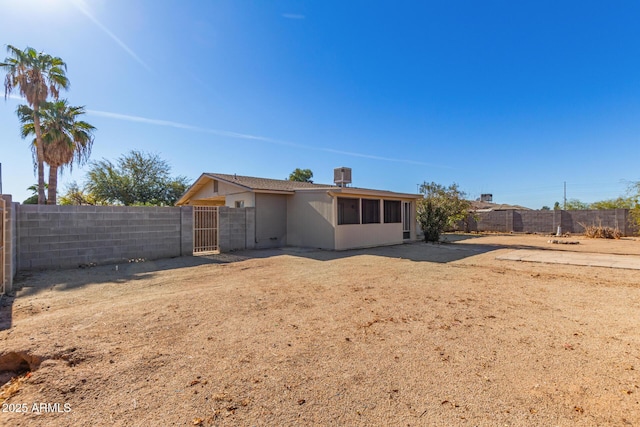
[1,0,639,208]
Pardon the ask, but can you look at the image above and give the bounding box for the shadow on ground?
[199,233,534,264]
[10,255,225,301]
[0,294,14,331]
[6,233,536,306]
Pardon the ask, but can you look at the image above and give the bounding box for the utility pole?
[563,181,566,210]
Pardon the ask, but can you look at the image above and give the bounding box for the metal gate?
[0,198,5,294]
[193,206,219,254]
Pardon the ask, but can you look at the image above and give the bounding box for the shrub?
[579,222,622,239]
[417,182,472,242]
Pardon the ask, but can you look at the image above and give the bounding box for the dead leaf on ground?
[0,372,31,404]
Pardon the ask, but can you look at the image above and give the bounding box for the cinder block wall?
[1,195,17,292]
[470,209,638,235]
[472,210,508,232]
[218,207,255,252]
[180,206,194,256]
[512,210,558,233]
[17,205,193,270]
[563,209,632,234]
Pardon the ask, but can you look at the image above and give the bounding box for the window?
[384,200,401,223]
[361,199,380,224]
[337,197,360,225]
[235,200,245,208]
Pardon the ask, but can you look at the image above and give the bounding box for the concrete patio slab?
[496,249,640,270]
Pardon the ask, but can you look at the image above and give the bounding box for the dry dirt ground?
[1,233,640,426]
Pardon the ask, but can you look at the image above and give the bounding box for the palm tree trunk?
[32,104,47,205]
[48,165,58,205]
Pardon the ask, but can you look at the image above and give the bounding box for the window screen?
[337,197,360,225]
[361,199,380,224]
[384,200,402,223]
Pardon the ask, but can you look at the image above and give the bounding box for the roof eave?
[253,189,296,195]
[326,187,422,199]
[204,173,254,191]
[176,173,210,206]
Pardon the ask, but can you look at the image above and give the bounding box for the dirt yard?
[1,233,639,426]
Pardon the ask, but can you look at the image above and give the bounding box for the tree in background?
[561,197,634,211]
[553,202,561,210]
[17,101,95,204]
[541,206,551,210]
[627,182,640,231]
[58,181,99,206]
[416,182,472,242]
[564,199,591,210]
[23,183,48,204]
[590,197,634,210]
[1,45,69,204]
[288,168,313,183]
[85,150,189,206]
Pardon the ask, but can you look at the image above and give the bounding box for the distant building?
[479,193,493,203]
[470,200,531,212]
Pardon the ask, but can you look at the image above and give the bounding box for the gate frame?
[193,206,219,254]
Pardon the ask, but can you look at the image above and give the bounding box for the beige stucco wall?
[333,197,416,250]
[287,192,417,250]
[287,191,335,249]
[188,179,255,207]
[255,193,287,248]
[335,223,404,250]
[225,192,255,208]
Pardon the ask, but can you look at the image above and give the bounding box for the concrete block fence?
[0,199,260,294]
[1,200,196,293]
[218,207,256,252]
[16,204,195,271]
[2,195,18,293]
[469,209,636,235]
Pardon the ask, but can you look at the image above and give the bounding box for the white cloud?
[87,109,448,168]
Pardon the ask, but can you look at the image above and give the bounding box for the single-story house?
[176,173,421,250]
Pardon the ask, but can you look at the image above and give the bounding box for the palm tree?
[17,101,95,204]
[1,45,69,204]
[24,183,48,204]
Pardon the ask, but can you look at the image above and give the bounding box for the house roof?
[205,173,336,191]
[176,172,421,205]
